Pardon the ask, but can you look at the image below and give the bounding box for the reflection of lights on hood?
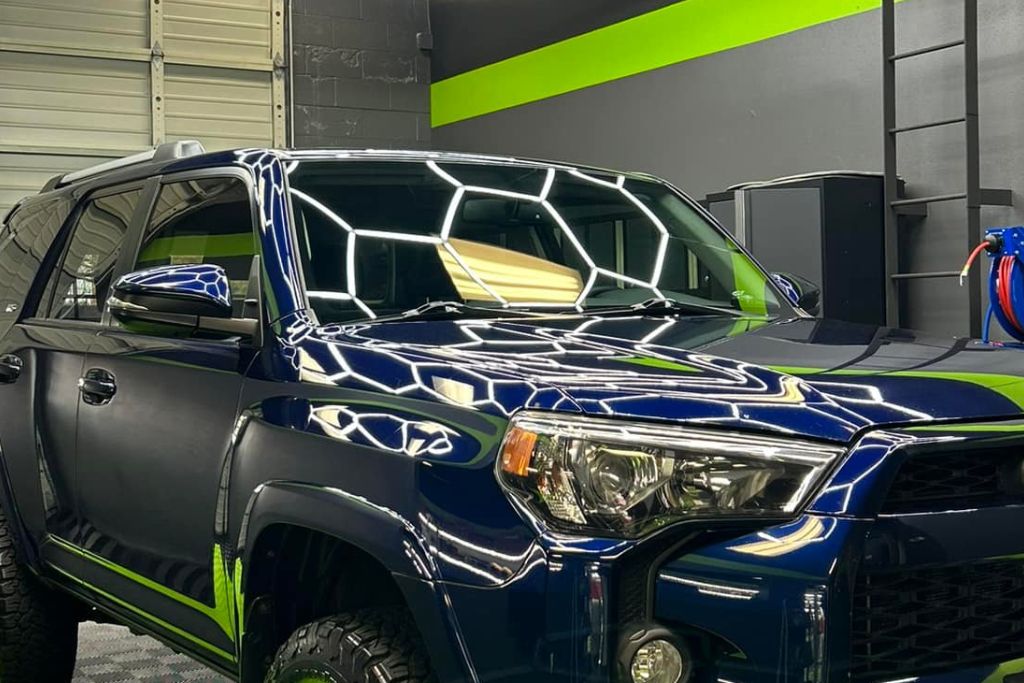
[659,573,760,600]
[432,376,476,405]
[727,516,830,557]
[296,347,333,385]
[309,404,457,457]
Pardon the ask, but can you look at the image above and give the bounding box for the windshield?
[286,160,784,323]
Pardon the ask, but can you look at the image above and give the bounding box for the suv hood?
[307,314,1024,444]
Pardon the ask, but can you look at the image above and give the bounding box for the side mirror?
[108,263,260,341]
[771,272,821,316]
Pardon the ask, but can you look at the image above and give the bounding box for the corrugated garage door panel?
[165,64,273,150]
[0,0,147,58]
[164,0,274,68]
[0,51,150,155]
[0,153,108,214]
[0,0,284,216]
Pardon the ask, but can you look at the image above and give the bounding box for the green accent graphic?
[431,0,905,127]
[905,422,1024,434]
[50,564,235,663]
[233,556,246,640]
[49,536,241,661]
[614,356,700,373]
[982,656,1024,683]
[769,366,1024,410]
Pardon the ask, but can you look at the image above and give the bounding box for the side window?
[135,177,256,315]
[43,189,142,322]
[0,196,73,321]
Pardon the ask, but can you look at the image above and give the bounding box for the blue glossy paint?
[42,148,1024,681]
[115,263,232,310]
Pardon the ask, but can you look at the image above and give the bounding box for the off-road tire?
[266,608,436,683]
[0,503,78,682]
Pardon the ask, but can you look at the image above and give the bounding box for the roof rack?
[41,140,206,193]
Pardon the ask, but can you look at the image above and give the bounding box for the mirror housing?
[771,272,821,316]
[108,263,260,341]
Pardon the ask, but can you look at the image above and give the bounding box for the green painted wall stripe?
[431,0,902,127]
[138,233,256,263]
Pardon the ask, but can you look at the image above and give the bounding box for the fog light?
[630,638,691,683]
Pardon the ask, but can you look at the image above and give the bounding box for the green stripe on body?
[982,657,1024,683]
[49,536,239,661]
[769,366,1024,410]
[432,0,904,127]
[50,564,236,663]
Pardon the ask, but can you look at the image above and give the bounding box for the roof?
[39,144,656,199]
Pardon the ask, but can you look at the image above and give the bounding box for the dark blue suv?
[2,142,1024,683]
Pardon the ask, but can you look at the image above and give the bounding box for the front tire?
[266,608,435,683]
[0,504,78,682]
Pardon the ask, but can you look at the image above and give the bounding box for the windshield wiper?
[370,300,549,323]
[586,297,746,318]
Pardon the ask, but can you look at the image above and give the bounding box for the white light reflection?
[659,573,760,600]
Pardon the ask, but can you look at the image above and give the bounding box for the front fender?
[237,480,435,582]
[236,480,478,683]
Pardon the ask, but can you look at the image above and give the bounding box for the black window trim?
[101,166,263,337]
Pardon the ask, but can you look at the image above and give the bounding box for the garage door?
[0,0,286,214]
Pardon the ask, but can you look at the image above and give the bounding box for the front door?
[0,186,146,563]
[73,172,259,668]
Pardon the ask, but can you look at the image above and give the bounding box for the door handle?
[0,354,22,384]
[0,352,21,385]
[78,368,116,405]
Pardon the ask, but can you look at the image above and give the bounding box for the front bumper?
[657,510,1024,682]
[439,424,1024,683]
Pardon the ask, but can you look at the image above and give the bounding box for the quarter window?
[135,177,256,315]
[44,189,142,322]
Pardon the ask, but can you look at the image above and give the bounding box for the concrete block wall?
[291,0,431,149]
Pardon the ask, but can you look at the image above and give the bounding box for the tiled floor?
[73,622,230,682]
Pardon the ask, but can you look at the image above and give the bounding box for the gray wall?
[432,0,1024,335]
[430,0,676,80]
[291,0,431,149]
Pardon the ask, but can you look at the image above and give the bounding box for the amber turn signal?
[500,426,538,477]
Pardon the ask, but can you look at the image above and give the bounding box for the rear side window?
[0,196,73,321]
[42,189,142,322]
[135,177,256,315]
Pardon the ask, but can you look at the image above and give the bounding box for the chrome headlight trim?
[496,411,845,538]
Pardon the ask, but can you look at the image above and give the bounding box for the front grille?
[881,447,1024,514]
[851,559,1024,680]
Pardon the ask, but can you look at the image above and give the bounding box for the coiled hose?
[961,233,1024,342]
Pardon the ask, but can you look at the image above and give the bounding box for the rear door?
[0,184,146,564]
[73,170,259,667]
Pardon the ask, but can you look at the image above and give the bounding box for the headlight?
[497,412,843,538]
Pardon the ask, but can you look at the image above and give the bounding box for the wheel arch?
[235,481,475,683]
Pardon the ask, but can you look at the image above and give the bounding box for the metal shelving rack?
[882,0,1012,336]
